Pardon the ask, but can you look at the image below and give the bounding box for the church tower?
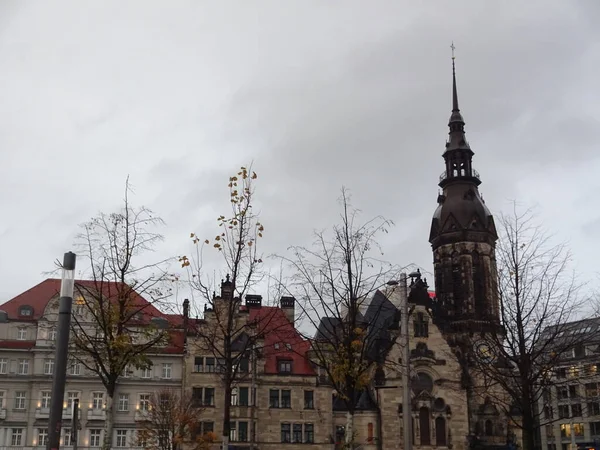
[428,55,501,339]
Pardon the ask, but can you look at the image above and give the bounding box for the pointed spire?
[452,43,459,112]
[449,42,464,126]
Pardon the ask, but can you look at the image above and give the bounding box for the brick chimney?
[280,296,295,323]
[245,294,263,309]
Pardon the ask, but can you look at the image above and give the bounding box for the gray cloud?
[1,0,598,302]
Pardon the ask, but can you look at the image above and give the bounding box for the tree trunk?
[345,411,355,449]
[520,395,535,450]
[103,394,114,450]
[222,383,231,450]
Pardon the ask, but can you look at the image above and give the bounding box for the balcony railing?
[439,168,480,182]
[87,408,107,421]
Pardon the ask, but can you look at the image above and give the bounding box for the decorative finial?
[451,41,456,60]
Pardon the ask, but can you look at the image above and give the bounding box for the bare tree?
[70,179,175,450]
[137,388,214,450]
[280,189,402,449]
[471,203,592,450]
[179,165,277,450]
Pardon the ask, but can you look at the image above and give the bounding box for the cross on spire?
[451,41,456,60]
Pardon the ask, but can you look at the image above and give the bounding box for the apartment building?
[537,318,600,450]
[0,279,185,449]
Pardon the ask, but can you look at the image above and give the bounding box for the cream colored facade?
[0,282,184,450]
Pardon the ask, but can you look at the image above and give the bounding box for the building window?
[304,390,314,409]
[194,357,203,372]
[49,328,57,342]
[569,385,579,398]
[0,391,5,408]
[0,358,7,374]
[586,383,599,398]
[63,428,73,446]
[38,428,49,446]
[278,360,292,374]
[238,358,249,373]
[44,359,54,375]
[414,312,429,338]
[368,422,374,443]
[116,430,127,447]
[193,387,215,406]
[281,390,291,408]
[239,387,249,406]
[90,430,101,447]
[420,407,431,445]
[117,394,129,411]
[485,420,493,436]
[589,402,600,416]
[66,392,79,409]
[162,363,172,379]
[293,424,302,443]
[229,422,237,442]
[141,367,152,378]
[572,404,582,417]
[269,389,280,408]
[231,388,238,406]
[205,357,215,372]
[558,405,570,419]
[281,423,291,443]
[435,417,447,446]
[238,421,248,442]
[69,362,81,376]
[92,392,104,409]
[139,394,150,411]
[11,428,23,446]
[15,391,26,409]
[18,359,29,375]
[305,424,314,443]
[202,422,214,435]
[17,327,27,340]
[591,422,600,436]
[561,423,585,438]
[41,391,51,409]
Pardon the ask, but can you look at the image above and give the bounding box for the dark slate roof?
[364,290,400,362]
[315,317,342,342]
[332,389,378,412]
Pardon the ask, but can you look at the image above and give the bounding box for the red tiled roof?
[0,278,175,324]
[0,340,35,350]
[249,307,315,376]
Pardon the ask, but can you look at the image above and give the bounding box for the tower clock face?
[474,340,496,364]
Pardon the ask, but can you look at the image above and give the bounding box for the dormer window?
[278,359,292,374]
[18,305,33,317]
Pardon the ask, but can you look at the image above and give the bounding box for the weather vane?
[451,41,456,60]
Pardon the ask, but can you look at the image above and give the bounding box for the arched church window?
[485,420,493,436]
[452,263,462,306]
[435,417,447,446]
[419,407,431,445]
[412,372,434,395]
[472,252,486,314]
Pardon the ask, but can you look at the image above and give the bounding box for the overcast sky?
[1,1,599,308]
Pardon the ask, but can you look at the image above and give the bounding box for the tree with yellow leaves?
[179,165,276,450]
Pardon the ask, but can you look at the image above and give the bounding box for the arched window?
[414,313,429,338]
[367,423,374,443]
[472,252,485,313]
[412,372,434,395]
[419,407,431,445]
[435,417,447,446]
[452,262,462,308]
[485,420,493,436]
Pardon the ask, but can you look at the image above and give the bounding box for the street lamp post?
[47,252,77,450]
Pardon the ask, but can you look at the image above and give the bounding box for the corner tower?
[429,56,500,336]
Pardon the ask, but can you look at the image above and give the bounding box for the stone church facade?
[182,60,517,450]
